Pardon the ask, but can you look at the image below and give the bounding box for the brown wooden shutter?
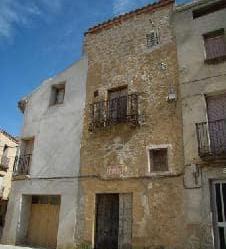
[207,94,226,121]
[204,31,226,60]
[207,94,226,154]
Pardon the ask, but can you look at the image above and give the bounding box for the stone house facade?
[78,0,185,248]
[0,130,18,235]
[2,58,88,249]
[174,0,226,248]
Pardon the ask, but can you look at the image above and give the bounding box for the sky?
[0,0,187,136]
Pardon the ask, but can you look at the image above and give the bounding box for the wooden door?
[207,94,226,154]
[95,194,119,249]
[27,196,60,249]
[108,87,128,122]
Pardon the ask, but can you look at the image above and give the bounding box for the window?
[3,145,8,156]
[146,31,159,48]
[50,83,65,106]
[193,0,226,19]
[149,148,168,172]
[212,181,226,249]
[94,90,99,98]
[108,86,128,122]
[21,138,34,156]
[203,29,226,62]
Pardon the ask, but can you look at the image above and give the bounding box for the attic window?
[193,0,226,19]
[146,31,159,48]
[50,83,65,106]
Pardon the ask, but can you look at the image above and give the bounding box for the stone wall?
[79,3,185,249]
[0,132,18,200]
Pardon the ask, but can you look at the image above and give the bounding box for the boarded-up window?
[50,83,65,105]
[146,31,159,48]
[149,148,168,172]
[204,29,226,61]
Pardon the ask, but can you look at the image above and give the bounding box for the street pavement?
[0,246,40,249]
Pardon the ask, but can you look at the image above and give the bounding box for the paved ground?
[0,246,41,249]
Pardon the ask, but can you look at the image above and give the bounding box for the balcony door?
[207,94,226,155]
[212,181,226,249]
[108,87,128,123]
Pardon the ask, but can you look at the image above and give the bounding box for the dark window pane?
[32,196,39,204]
[216,183,223,222]
[219,227,226,249]
[150,148,168,172]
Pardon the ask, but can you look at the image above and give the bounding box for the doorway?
[27,195,60,249]
[212,181,226,249]
[95,193,132,249]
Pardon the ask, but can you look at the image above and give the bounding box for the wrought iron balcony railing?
[0,156,10,171]
[89,94,139,131]
[196,119,226,160]
[13,154,32,175]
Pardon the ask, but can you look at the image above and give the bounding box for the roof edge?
[85,0,174,35]
[0,129,19,144]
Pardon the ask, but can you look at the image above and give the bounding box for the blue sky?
[0,0,186,136]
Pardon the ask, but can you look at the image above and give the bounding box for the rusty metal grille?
[13,154,32,175]
[89,94,139,131]
[196,119,226,160]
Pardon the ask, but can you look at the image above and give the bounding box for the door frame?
[211,180,226,249]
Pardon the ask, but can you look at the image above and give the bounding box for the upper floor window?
[203,29,226,63]
[149,147,168,172]
[146,31,159,48]
[108,86,128,122]
[14,137,34,176]
[196,93,226,159]
[50,83,65,106]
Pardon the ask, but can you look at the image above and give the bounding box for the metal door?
[95,194,119,249]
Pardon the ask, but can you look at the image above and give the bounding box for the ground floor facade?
[76,176,185,249]
[184,164,226,249]
[2,171,226,249]
[1,178,79,249]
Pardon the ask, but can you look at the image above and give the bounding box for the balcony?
[0,156,10,171]
[196,119,226,160]
[89,94,139,131]
[13,154,32,175]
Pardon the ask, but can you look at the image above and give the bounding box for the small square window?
[149,148,168,172]
[50,83,65,106]
[203,29,226,62]
[146,31,159,48]
[94,90,99,98]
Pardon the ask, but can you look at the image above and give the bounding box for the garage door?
[27,195,60,249]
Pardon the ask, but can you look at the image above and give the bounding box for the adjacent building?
[174,0,226,248]
[78,0,185,248]
[0,130,18,236]
[2,58,88,249]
